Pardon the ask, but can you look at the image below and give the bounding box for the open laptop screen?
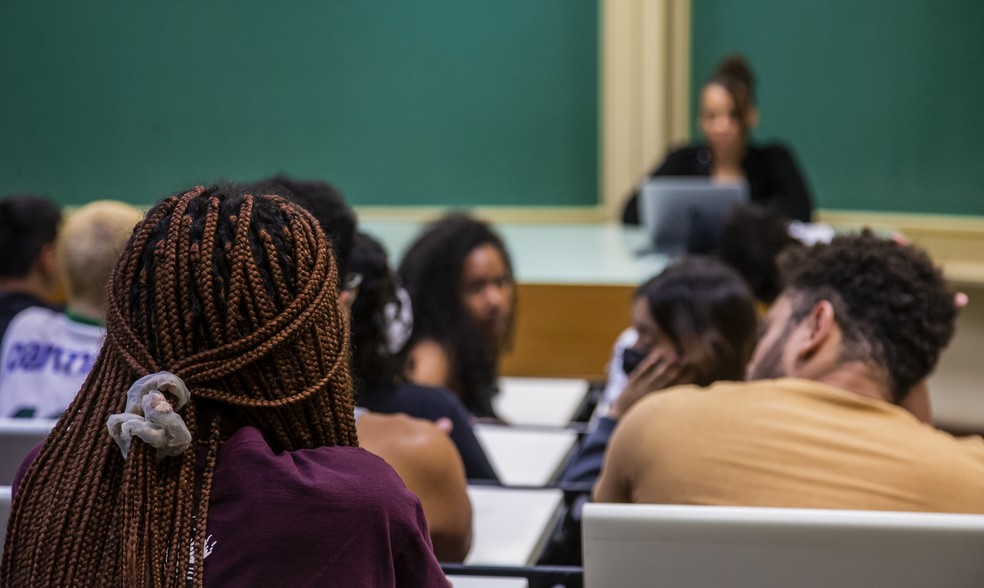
[639,178,748,254]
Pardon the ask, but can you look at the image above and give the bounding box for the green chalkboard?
[0,1,598,207]
[692,0,984,216]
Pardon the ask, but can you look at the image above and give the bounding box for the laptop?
[638,178,748,254]
[582,503,984,588]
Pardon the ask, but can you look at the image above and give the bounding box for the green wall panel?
[692,0,984,215]
[0,1,598,207]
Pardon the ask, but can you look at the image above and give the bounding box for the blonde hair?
[56,200,143,315]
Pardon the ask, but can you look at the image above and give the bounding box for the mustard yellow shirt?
[596,378,984,513]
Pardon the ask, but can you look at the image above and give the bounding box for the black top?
[359,382,499,482]
[622,143,814,225]
[559,416,617,484]
[0,291,59,345]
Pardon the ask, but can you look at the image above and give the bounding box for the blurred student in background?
[623,54,813,225]
[0,194,63,340]
[594,233,984,513]
[349,231,498,482]
[399,214,516,420]
[0,200,142,419]
[563,256,758,483]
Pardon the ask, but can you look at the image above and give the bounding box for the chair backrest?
[0,418,55,485]
[582,503,984,588]
[1,486,11,555]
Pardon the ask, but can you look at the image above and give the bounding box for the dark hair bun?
[715,54,754,90]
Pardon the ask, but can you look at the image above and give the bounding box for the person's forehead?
[462,244,507,275]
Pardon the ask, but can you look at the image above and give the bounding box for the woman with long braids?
[1,187,447,587]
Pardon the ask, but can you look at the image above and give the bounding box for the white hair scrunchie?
[106,371,192,462]
[383,286,414,355]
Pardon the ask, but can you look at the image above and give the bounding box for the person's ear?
[35,243,57,277]
[793,300,836,362]
[338,289,355,312]
[36,243,64,290]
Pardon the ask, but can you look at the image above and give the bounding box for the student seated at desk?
[398,214,516,420]
[0,200,142,419]
[622,54,813,226]
[356,408,473,563]
[562,256,758,484]
[350,232,498,481]
[594,232,984,513]
[3,187,448,587]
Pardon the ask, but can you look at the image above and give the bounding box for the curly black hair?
[397,213,515,417]
[348,231,407,397]
[719,204,802,303]
[778,230,955,402]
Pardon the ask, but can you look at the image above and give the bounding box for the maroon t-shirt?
[14,427,448,587]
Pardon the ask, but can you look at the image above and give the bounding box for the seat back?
[582,503,984,588]
[0,418,55,485]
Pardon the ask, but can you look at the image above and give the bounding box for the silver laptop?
[583,503,984,588]
[639,178,748,254]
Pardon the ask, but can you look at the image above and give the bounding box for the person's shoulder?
[218,426,403,489]
[7,305,61,328]
[407,338,453,388]
[664,144,703,158]
[619,380,753,428]
[1,306,64,348]
[750,142,799,163]
[662,144,704,165]
[359,411,454,460]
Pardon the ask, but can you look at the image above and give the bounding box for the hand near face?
[610,351,695,420]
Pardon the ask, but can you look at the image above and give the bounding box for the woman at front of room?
[622,54,813,225]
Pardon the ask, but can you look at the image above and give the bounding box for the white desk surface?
[446,576,529,588]
[360,220,668,286]
[494,377,590,427]
[465,485,564,567]
[474,424,579,487]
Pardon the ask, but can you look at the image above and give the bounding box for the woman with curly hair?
[1,187,447,587]
[397,214,515,420]
[350,231,497,481]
